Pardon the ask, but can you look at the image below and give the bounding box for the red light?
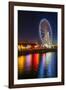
[32,53,39,72]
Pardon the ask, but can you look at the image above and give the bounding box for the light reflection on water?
[25,54,32,72]
[38,54,46,78]
[18,52,57,79]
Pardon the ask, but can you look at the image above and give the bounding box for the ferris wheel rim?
[39,18,53,44]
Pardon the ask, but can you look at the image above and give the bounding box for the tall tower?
[39,19,52,48]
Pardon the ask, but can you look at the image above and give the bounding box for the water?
[18,52,57,79]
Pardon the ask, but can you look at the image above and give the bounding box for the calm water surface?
[18,52,57,79]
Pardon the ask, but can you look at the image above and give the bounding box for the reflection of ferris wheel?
[39,19,52,47]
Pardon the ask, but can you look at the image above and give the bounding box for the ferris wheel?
[39,19,52,47]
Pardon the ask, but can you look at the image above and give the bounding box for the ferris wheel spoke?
[39,18,52,47]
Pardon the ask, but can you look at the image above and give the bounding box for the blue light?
[46,52,57,77]
[38,54,46,78]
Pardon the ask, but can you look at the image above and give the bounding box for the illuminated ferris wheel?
[39,19,52,48]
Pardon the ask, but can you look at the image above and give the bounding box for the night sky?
[18,10,57,44]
